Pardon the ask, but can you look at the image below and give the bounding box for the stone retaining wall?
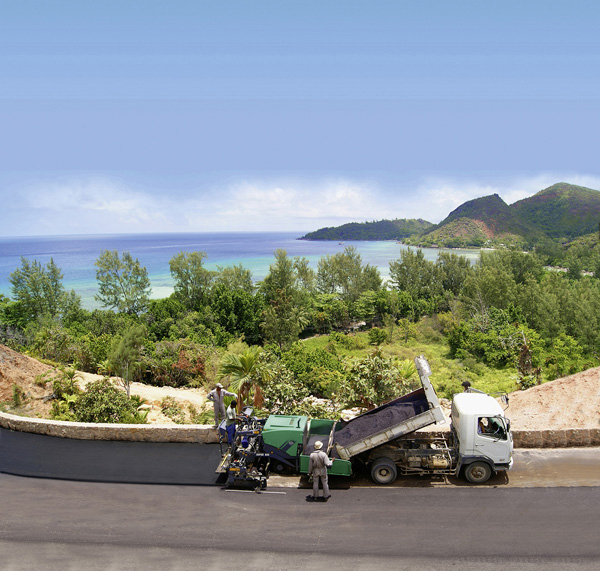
[409,427,600,448]
[512,428,600,448]
[0,411,219,443]
[1,411,599,447]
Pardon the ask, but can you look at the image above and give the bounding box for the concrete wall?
[0,411,219,443]
[418,426,600,448]
[2,411,599,448]
[512,428,600,448]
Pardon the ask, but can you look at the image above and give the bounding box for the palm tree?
[396,359,418,393]
[217,347,273,410]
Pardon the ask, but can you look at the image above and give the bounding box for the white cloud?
[215,179,383,230]
[2,171,599,236]
[23,177,173,232]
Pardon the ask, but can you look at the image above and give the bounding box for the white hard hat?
[314,441,323,450]
[216,383,223,388]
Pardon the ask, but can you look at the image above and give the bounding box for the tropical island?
[299,182,600,253]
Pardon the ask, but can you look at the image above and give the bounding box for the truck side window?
[478,417,507,440]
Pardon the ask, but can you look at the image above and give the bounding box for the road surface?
[1,465,599,570]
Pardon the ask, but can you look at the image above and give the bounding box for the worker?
[308,440,332,502]
[478,417,493,434]
[207,383,237,427]
[225,399,237,446]
[461,381,471,392]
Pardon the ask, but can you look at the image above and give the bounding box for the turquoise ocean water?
[0,232,480,310]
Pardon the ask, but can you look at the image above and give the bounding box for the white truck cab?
[451,391,513,483]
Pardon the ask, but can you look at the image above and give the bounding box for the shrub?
[11,384,24,407]
[368,327,388,346]
[279,343,343,396]
[328,331,367,350]
[145,340,208,388]
[51,365,82,400]
[261,361,309,415]
[160,396,187,424]
[338,349,411,410]
[73,378,139,423]
[50,394,78,421]
[72,332,113,373]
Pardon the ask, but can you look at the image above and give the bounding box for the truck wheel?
[370,458,397,485]
[272,461,286,474]
[464,462,492,484]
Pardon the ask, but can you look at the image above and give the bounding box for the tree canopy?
[95,250,151,315]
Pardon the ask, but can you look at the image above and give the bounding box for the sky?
[1,0,600,237]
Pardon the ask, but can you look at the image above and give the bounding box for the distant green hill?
[414,193,543,247]
[301,182,600,248]
[511,182,600,239]
[412,182,600,247]
[299,218,433,241]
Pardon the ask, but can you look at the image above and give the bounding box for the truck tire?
[464,461,492,484]
[370,457,398,485]
[272,461,287,474]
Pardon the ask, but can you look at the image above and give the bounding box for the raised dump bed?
[333,371,446,461]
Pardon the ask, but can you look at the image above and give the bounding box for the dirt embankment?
[0,344,210,423]
[1,343,599,430]
[502,366,600,430]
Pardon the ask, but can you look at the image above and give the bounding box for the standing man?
[207,383,237,427]
[225,399,238,446]
[308,440,332,502]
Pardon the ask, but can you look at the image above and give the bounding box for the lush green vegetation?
[300,218,433,241]
[2,240,600,422]
[512,182,600,240]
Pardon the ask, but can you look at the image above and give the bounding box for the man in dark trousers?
[225,399,238,446]
[308,440,332,502]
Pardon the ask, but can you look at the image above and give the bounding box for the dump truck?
[216,355,513,487]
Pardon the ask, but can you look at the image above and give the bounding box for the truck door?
[474,416,512,466]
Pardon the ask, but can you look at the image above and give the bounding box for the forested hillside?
[511,182,600,239]
[300,218,432,241]
[303,182,600,250]
[414,194,541,248]
[412,182,600,249]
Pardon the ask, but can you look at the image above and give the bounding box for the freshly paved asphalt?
[1,469,599,570]
[0,428,223,484]
[1,428,600,570]
[4,426,600,488]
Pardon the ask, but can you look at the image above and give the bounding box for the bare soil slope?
[0,344,209,423]
[0,344,54,418]
[503,366,600,430]
[1,343,599,429]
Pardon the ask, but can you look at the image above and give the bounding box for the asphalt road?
[268,447,600,488]
[1,469,599,571]
[4,426,600,488]
[0,428,223,484]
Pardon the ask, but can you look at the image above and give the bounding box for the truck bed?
[334,389,430,449]
[332,368,446,460]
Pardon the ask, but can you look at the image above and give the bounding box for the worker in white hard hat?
[207,383,237,428]
[308,440,333,502]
